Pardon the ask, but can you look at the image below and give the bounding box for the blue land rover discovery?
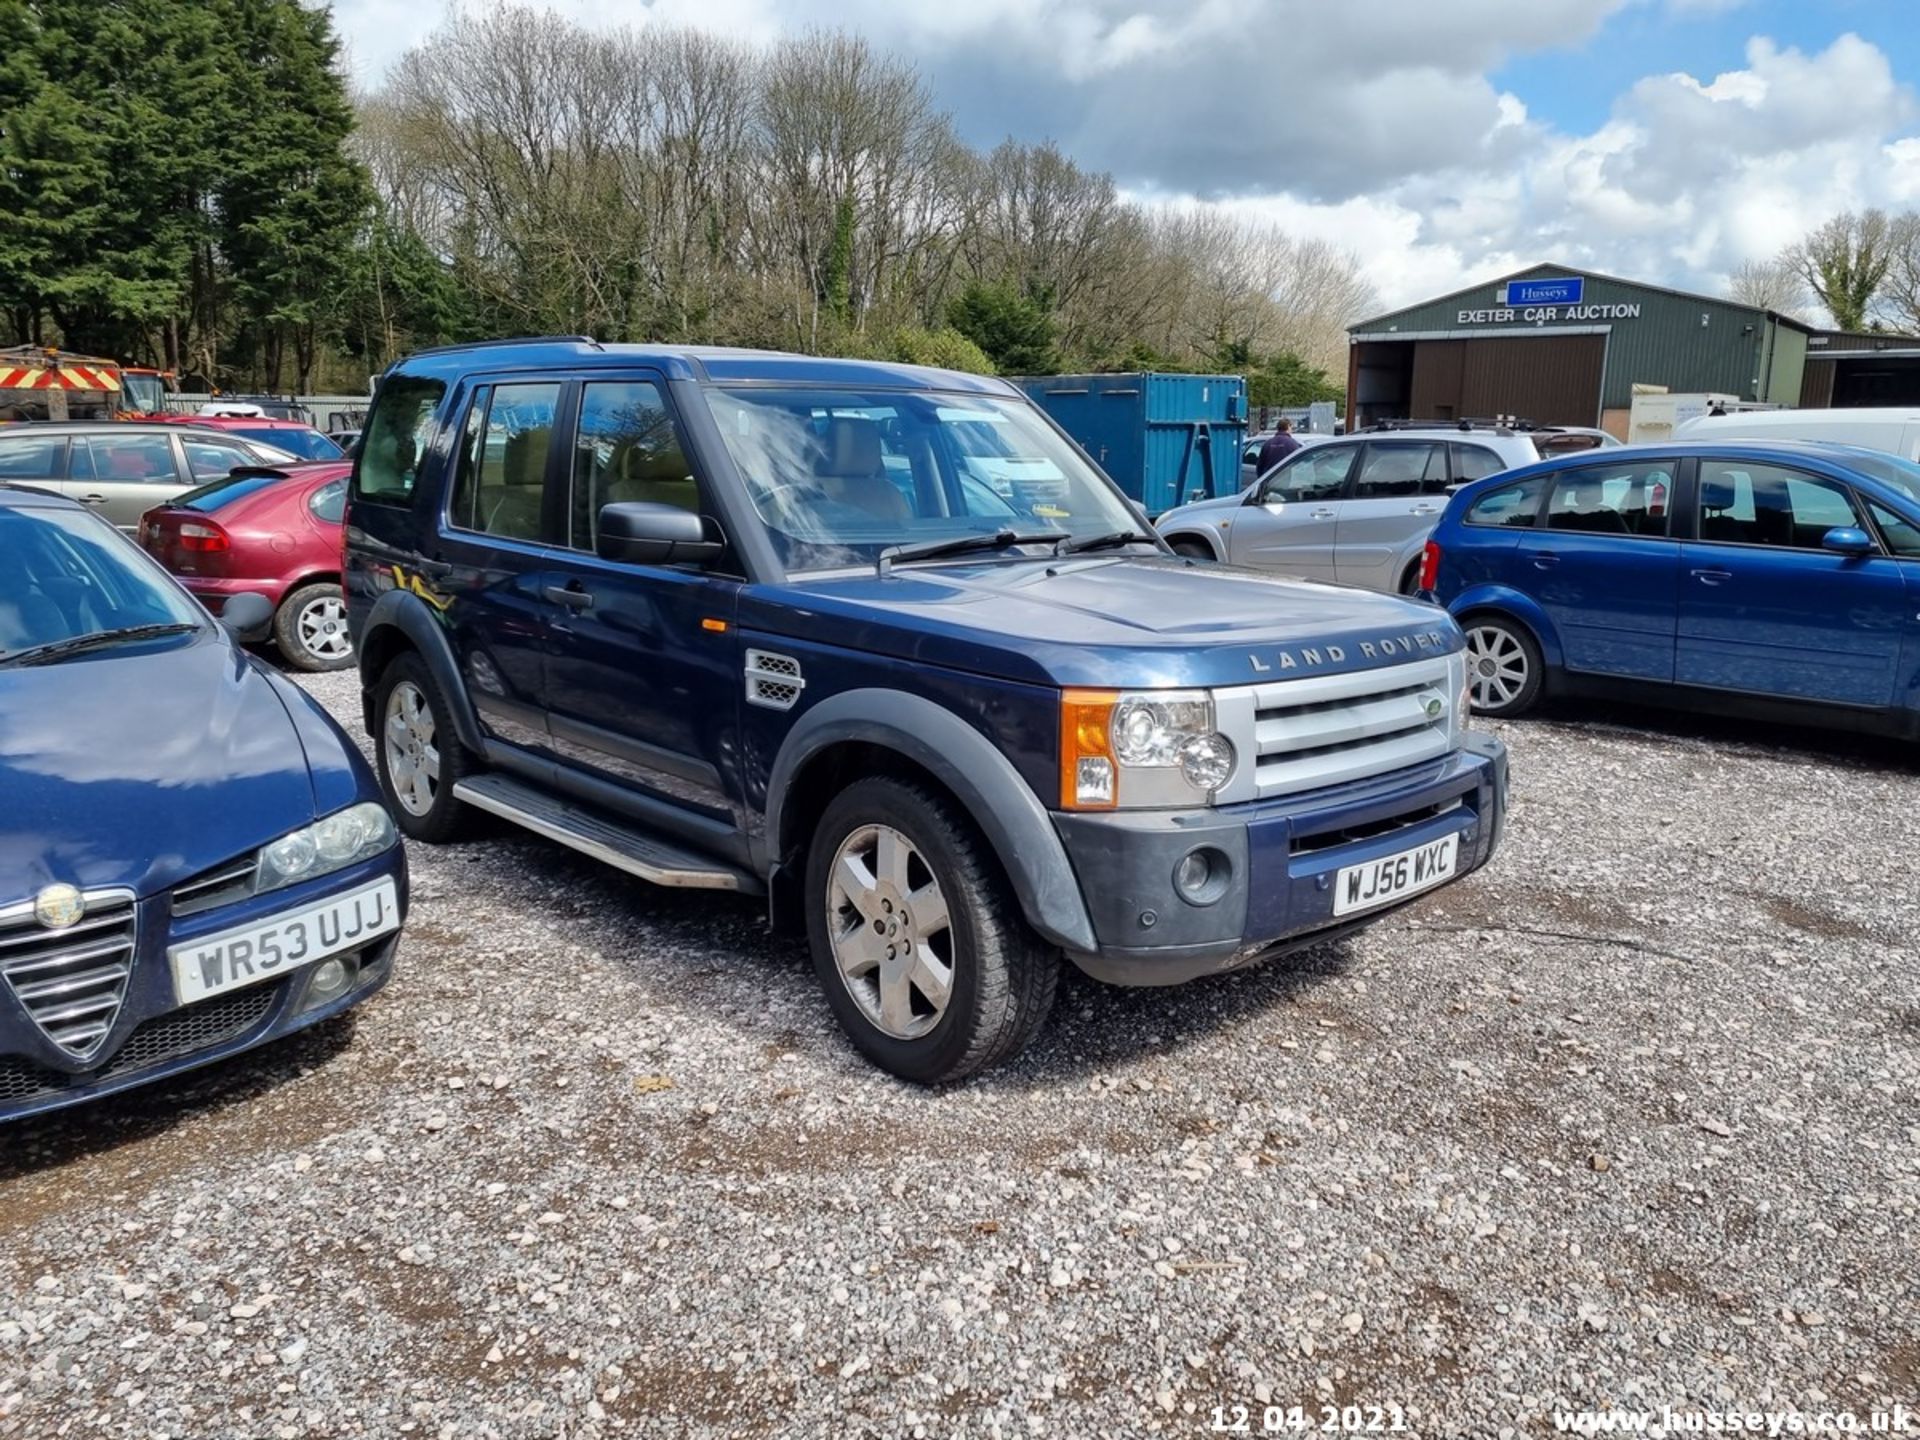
[343,340,1509,1083]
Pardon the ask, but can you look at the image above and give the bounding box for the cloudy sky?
[329,0,1920,316]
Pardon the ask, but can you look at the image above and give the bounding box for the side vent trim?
[745,650,804,711]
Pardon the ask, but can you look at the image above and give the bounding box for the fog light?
[1173,847,1231,906]
[307,956,352,1005]
[1178,733,1235,792]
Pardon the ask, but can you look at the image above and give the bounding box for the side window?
[1452,443,1506,482]
[1697,461,1862,550]
[1868,501,1920,558]
[181,437,251,482]
[448,382,560,542]
[0,434,65,478]
[310,479,346,525]
[82,433,178,483]
[1465,475,1547,528]
[569,380,700,549]
[354,376,446,505]
[1546,465,1671,538]
[1262,445,1354,503]
[1352,442,1444,500]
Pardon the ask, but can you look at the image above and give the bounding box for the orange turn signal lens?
[1059,689,1119,810]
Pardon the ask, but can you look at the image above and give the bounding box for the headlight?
[1060,689,1236,809]
[256,802,398,894]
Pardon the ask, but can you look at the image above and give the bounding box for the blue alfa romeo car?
[1423,439,1920,734]
[0,483,407,1121]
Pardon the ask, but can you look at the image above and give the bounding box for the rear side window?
[449,382,562,541]
[0,434,64,478]
[1452,443,1506,482]
[1546,464,1671,538]
[355,377,446,504]
[1465,476,1546,528]
[1353,441,1446,499]
[1261,445,1354,503]
[310,479,346,524]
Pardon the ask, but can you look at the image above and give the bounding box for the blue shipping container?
[1015,373,1247,516]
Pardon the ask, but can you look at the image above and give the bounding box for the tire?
[804,777,1060,1085]
[1168,536,1215,561]
[1462,614,1544,718]
[274,581,355,672]
[1397,560,1422,596]
[372,651,476,842]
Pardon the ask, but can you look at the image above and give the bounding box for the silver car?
[0,422,300,531]
[1160,428,1542,593]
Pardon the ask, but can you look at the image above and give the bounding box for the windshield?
[1826,446,1920,507]
[232,426,342,461]
[121,373,168,413]
[0,504,204,658]
[701,387,1143,570]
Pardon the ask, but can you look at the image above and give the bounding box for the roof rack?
[1356,417,1534,436]
[401,334,605,359]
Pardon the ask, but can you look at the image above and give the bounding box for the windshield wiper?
[877,529,1068,576]
[0,622,198,668]
[1053,529,1158,557]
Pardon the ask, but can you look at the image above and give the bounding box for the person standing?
[1257,417,1301,474]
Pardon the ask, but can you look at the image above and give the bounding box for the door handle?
[1409,504,1439,516]
[1690,568,1732,586]
[1525,550,1559,569]
[77,493,109,505]
[543,584,593,610]
[1309,508,1337,520]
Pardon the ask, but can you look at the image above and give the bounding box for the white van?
[1673,407,1920,461]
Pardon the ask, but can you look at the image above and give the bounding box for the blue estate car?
[0,484,407,1121]
[344,340,1509,1084]
[1425,440,1920,733]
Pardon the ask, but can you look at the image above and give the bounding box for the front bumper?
[1056,734,1506,985]
[0,851,407,1123]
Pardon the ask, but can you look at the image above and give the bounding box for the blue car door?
[1677,457,1909,707]
[1526,458,1679,681]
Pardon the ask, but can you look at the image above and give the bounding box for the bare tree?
[1788,211,1894,331]
[1877,211,1920,337]
[1726,255,1810,318]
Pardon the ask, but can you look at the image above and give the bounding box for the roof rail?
[400,334,605,359]
[1356,417,1527,436]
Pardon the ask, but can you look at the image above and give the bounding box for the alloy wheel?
[383,680,441,817]
[826,824,955,1041]
[295,593,353,663]
[1465,625,1529,710]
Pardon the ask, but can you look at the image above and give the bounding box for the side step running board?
[452,774,758,893]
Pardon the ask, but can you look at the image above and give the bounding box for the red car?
[138,462,354,671]
[152,413,347,462]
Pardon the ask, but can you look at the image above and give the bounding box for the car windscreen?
[1825,447,1920,507]
[0,504,204,657]
[231,426,342,460]
[700,387,1141,570]
[173,473,287,512]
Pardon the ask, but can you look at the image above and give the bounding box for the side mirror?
[1822,526,1875,556]
[595,502,725,566]
[218,591,274,644]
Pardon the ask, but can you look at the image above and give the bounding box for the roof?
[388,338,1018,395]
[0,420,252,436]
[0,482,77,510]
[1482,436,1920,480]
[158,415,320,430]
[1350,261,1817,335]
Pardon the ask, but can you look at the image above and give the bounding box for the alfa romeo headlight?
[257,802,398,893]
[1060,690,1236,809]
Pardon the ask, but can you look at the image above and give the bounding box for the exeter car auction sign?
[1457,275,1641,326]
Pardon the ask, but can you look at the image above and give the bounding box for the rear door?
[0,431,68,494]
[62,431,189,530]
[1528,458,1680,681]
[1333,439,1448,590]
[1224,443,1356,578]
[1677,457,1909,706]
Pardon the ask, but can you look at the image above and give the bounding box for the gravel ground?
[3,670,1917,1439]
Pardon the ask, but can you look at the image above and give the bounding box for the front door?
[1333,439,1449,591]
[433,378,567,758]
[538,375,743,835]
[1677,458,1909,707]
[1224,443,1355,579]
[1527,457,1680,681]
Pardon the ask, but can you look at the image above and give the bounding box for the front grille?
[0,982,281,1106]
[172,854,259,917]
[1215,654,1457,802]
[0,890,137,1061]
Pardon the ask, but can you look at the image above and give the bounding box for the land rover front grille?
[0,889,138,1061]
[1214,654,1459,802]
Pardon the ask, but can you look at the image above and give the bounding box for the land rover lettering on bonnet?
[344,339,1509,1084]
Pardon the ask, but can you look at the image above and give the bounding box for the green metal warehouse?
[1345,263,1815,438]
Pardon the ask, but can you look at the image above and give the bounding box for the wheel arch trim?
[357,589,488,754]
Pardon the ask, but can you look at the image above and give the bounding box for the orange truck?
[0,346,178,421]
